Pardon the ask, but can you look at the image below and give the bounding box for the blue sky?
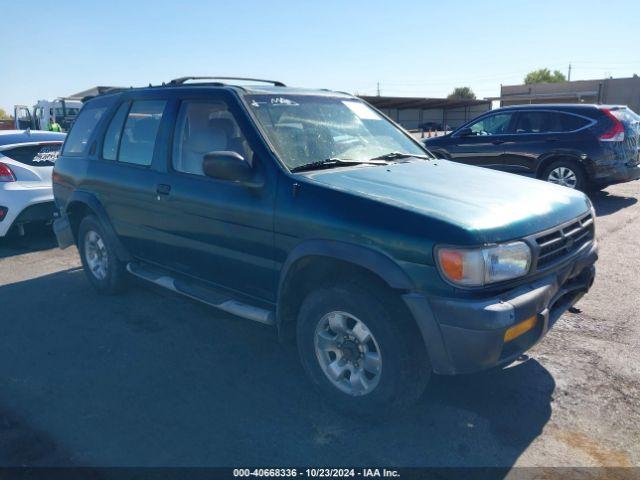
[2,0,640,113]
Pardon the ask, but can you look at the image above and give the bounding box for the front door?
[446,112,516,169]
[151,94,277,302]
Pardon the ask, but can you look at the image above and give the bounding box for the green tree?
[0,108,13,120]
[447,87,476,100]
[524,68,567,84]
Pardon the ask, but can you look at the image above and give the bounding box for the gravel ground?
[0,182,638,470]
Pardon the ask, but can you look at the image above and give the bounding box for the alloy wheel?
[314,311,382,396]
[84,230,109,281]
[547,166,577,188]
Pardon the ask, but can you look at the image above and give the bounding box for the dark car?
[418,121,453,131]
[423,104,640,191]
[52,78,597,414]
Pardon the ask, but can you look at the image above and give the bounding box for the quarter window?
[102,102,130,160]
[118,100,166,166]
[172,100,253,176]
[514,111,590,133]
[558,113,590,132]
[62,104,108,154]
[467,113,513,136]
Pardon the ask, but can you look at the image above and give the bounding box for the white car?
[0,130,66,237]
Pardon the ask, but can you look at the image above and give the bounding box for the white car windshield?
[244,94,426,170]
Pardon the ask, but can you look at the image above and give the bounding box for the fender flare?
[536,152,588,178]
[276,240,414,328]
[65,191,131,261]
[279,239,414,291]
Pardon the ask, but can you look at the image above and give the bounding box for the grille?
[535,213,594,269]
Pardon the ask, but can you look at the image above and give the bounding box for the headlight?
[436,241,531,287]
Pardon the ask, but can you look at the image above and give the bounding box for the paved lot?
[0,182,638,469]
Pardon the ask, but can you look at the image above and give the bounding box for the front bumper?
[403,240,598,375]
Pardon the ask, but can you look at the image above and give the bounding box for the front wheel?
[296,282,430,415]
[78,215,127,294]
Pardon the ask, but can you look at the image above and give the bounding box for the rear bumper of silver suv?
[403,240,598,375]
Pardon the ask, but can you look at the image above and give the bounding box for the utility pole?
[376,82,380,96]
[568,63,572,81]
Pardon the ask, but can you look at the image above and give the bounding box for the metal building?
[359,96,491,131]
[495,75,640,113]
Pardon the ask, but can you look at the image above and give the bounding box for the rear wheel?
[296,281,430,415]
[78,215,127,294]
[542,159,588,191]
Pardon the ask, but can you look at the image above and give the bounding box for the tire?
[78,215,127,294]
[296,281,430,415]
[541,159,589,191]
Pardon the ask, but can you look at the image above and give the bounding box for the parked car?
[0,130,66,237]
[418,121,452,131]
[423,104,640,191]
[52,78,597,413]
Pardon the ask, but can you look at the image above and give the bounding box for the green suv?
[52,77,598,413]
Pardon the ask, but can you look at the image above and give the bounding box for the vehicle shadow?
[0,224,57,260]
[0,269,554,472]
[589,189,638,217]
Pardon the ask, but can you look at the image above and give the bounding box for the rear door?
[91,96,171,260]
[503,110,593,173]
[445,112,516,169]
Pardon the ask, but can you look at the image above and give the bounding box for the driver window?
[172,100,254,176]
[468,113,513,136]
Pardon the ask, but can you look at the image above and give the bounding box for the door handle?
[546,137,559,142]
[491,139,505,145]
[156,184,171,195]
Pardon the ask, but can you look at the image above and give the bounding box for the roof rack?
[168,76,286,87]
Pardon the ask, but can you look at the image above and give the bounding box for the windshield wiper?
[369,152,430,161]
[290,158,387,173]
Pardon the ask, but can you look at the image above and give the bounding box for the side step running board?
[126,263,275,325]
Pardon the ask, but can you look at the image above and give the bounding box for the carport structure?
[359,95,491,130]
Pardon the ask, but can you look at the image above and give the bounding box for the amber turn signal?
[504,315,537,342]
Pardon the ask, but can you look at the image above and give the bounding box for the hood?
[302,159,591,243]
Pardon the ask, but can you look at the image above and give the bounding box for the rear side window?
[118,100,167,166]
[1,143,62,167]
[515,111,590,133]
[62,104,108,154]
[558,113,590,132]
[514,111,558,133]
[102,102,130,160]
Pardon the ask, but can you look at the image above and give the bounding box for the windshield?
[244,94,427,170]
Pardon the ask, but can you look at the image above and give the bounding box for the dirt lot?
[0,182,638,470]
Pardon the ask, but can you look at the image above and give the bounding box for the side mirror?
[203,151,255,184]
[457,127,473,137]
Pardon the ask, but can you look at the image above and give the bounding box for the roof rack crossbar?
[169,76,286,87]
